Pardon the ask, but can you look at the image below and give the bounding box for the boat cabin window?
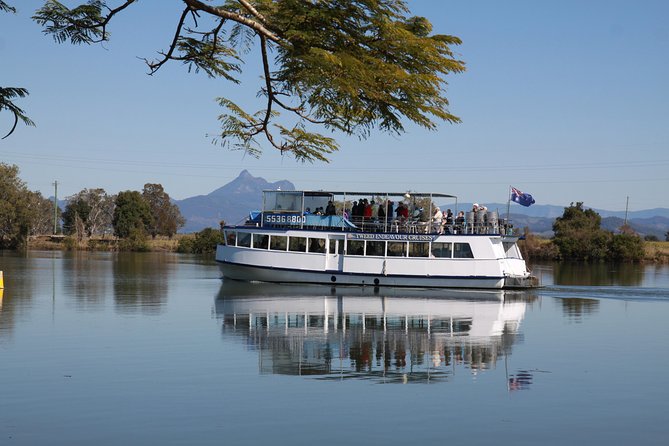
[503,242,522,259]
[408,242,429,257]
[253,234,269,250]
[347,240,364,256]
[387,241,406,257]
[431,242,452,258]
[237,232,251,248]
[264,191,302,213]
[289,236,307,252]
[308,238,326,253]
[270,235,287,251]
[453,242,474,258]
[366,241,385,256]
[225,230,236,246]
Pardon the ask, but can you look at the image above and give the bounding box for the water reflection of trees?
[60,251,112,310]
[0,251,48,339]
[558,298,600,322]
[549,262,643,286]
[215,287,537,384]
[112,252,173,314]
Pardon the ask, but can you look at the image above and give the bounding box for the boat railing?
[251,210,515,236]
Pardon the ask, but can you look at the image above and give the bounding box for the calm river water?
[1,251,668,445]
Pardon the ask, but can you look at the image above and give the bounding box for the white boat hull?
[217,259,507,289]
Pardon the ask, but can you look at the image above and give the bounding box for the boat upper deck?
[233,190,516,236]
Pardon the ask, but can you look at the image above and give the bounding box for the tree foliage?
[142,183,185,238]
[112,190,153,238]
[0,163,55,248]
[552,202,644,262]
[1,4,36,138]
[63,188,115,237]
[62,196,91,236]
[31,0,465,161]
[177,227,225,254]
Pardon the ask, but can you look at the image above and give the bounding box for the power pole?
[623,196,629,226]
[53,180,58,234]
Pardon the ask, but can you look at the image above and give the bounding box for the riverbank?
[644,241,669,263]
[27,235,181,252]
[25,235,669,263]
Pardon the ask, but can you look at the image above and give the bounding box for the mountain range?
[175,170,294,233]
[174,170,669,239]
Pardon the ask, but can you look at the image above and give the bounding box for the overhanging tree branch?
[30,0,465,162]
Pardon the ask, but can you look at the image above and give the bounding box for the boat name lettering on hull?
[348,233,436,242]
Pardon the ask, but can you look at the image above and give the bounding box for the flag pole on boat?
[505,185,511,232]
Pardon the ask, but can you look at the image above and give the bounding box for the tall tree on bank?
[0,2,35,138]
[112,190,153,238]
[552,202,644,262]
[62,196,91,237]
[32,0,464,162]
[63,188,115,237]
[0,163,54,248]
[142,183,185,238]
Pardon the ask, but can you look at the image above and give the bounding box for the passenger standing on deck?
[370,200,379,220]
[443,209,454,233]
[363,199,372,221]
[455,211,465,233]
[432,206,444,234]
[432,207,443,233]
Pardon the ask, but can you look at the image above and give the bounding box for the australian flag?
[511,186,535,207]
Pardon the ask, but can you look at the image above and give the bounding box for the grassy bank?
[520,236,669,264]
[644,241,669,263]
[27,235,182,252]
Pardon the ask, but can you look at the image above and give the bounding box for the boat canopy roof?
[263,190,457,199]
[262,190,457,214]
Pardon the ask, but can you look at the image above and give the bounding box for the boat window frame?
[431,242,453,258]
[252,233,269,250]
[347,240,365,256]
[288,236,307,252]
[237,231,252,248]
[269,234,288,251]
[387,241,407,257]
[408,241,430,258]
[307,237,326,253]
[365,240,385,257]
[453,242,474,259]
[224,230,236,246]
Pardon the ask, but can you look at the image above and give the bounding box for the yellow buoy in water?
[0,270,4,289]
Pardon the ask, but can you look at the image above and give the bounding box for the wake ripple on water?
[539,285,669,302]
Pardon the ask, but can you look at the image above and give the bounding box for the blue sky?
[1,0,668,211]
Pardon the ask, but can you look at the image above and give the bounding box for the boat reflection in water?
[215,282,537,383]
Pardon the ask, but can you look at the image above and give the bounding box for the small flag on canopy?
[510,186,535,207]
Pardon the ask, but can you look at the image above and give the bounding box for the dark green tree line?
[112,191,153,239]
[0,163,56,248]
[142,183,185,238]
[552,202,644,262]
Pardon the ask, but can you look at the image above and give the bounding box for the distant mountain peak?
[175,170,295,231]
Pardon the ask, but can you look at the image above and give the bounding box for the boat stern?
[503,274,540,289]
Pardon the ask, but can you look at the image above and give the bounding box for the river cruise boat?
[216,190,538,289]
